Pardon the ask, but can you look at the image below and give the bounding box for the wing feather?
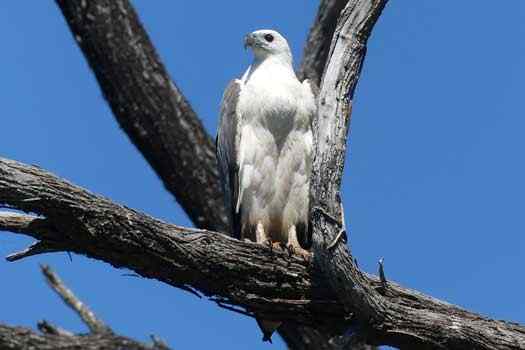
[216,80,242,238]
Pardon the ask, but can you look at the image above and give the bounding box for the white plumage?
[216,28,317,343]
[217,29,316,255]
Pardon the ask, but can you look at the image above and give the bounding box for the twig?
[6,241,66,262]
[40,265,111,334]
[0,212,67,262]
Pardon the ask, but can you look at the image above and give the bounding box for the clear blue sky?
[1,2,524,349]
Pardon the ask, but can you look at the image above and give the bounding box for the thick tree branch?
[0,157,342,328]
[2,157,524,349]
[298,0,349,85]
[55,0,228,232]
[310,1,525,349]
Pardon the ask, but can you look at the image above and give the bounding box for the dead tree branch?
[0,265,171,350]
[299,0,349,85]
[41,265,110,334]
[0,325,168,350]
[2,156,524,348]
[0,157,341,328]
[55,0,228,233]
[310,0,525,349]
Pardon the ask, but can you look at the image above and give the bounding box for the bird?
[216,29,317,342]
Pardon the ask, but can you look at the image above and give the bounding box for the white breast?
[235,59,315,242]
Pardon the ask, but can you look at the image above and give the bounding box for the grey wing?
[216,79,242,239]
[299,78,319,249]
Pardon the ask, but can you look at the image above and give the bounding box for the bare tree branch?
[55,0,228,233]
[298,0,349,85]
[310,1,525,349]
[2,157,525,348]
[0,325,169,350]
[41,265,110,334]
[0,265,171,350]
[0,157,341,327]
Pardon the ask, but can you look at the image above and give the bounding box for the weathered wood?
[55,0,228,233]
[0,157,342,327]
[2,156,524,349]
[299,0,349,85]
[310,1,525,349]
[0,324,168,350]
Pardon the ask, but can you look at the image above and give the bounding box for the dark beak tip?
[244,34,254,50]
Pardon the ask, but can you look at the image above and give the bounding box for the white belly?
[238,123,312,242]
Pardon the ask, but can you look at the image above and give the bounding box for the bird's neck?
[242,55,296,83]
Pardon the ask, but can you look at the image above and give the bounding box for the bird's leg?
[287,225,311,260]
[256,222,272,249]
[256,222,282,251]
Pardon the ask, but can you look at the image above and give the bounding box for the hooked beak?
[244,33,255,50]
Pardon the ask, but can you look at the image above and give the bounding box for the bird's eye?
[264,34,274,43]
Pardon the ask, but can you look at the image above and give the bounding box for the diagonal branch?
[55,0,228,233]
[298,0,350,85]
[310,0,525,349]
[1,157,524,349]
[41,265,110,334]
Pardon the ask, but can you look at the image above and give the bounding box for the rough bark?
[0,326,167,350]
[298,0,349,85]
[2,157,525,349]
[310,1,525,349]
[0,158,340,327]
[55,0,228,233]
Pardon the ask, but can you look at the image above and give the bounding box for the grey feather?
[216,79,242,238]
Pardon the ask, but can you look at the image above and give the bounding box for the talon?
[272,241,283,251]
[286,244,294,257]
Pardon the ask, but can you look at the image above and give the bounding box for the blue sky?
[1,1,524,349]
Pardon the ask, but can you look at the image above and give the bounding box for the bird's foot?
[264,240,284,253]
[286,243,311,262]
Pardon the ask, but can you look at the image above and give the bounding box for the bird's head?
[244,29,292,64]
